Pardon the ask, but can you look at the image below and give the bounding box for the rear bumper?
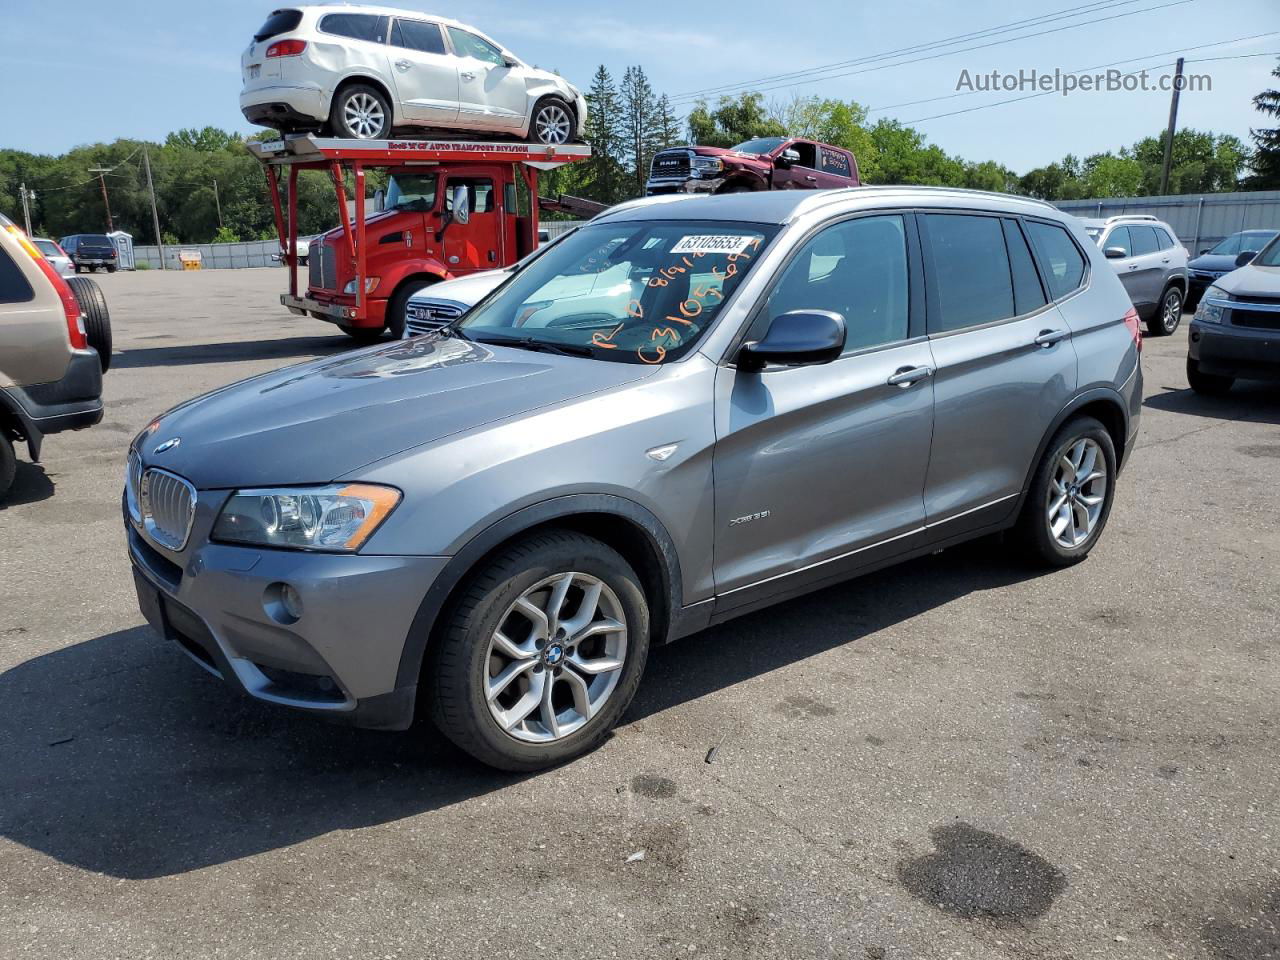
[126,501,448,730]
[241,84,326,127]
[1,349,103,457]
[1189,321,1280,380]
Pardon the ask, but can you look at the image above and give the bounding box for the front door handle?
[887,365,934,388]
[1034,328,1069,348]
[395,59,411,70]
[461,70,476,81]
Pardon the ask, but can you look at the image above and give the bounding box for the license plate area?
[132,567,167,636]
[248,64,261,79]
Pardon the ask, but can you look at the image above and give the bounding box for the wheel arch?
[526,92,576,139]
[0,390,40,461]
[395,494,683,693]
[1164,274,1187,296]
[1014,388,1129,519]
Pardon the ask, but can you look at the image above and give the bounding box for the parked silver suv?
[125,188,1143,770]
[1081,214,1188,336]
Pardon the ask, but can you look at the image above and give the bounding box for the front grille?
[140,468,196,551]
[308,237,338,291]
[1230,309,1280,330]
[405,299,464,335]
[650,150,691,179]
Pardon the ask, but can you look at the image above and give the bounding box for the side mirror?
[502,55,518,68]
[1104,246,1127,260]
[776,148,800,169]
[1235,250,1257,267]
[736,310,845,372]
[452,185,471,225]
[373,189,385,212]
[1199,247,1211,255]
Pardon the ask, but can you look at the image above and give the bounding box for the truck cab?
[646,137,860,197]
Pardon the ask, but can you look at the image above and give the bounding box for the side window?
[1002,219,1047,315]
[925,214,1015,333]
[1104,226,1132,257]
[1130,225,1159,256]
[1156,227,1177,250]
[766,215,909,355]
[819,148,852,178]
[0,245,34,304]
[319,13,387,43]
[1025,220,1088,300]
[447,177,494,214]
[447,27,505,65]
[391,19,445,54]
[788,142,818,169]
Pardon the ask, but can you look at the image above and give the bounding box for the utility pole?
[18,183,33,235]
[143,146,166,270]
[88,167,114,232]
[213,179,223,227]
[1158,57,1185,197]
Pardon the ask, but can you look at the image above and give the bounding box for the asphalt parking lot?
[1,267,1278,959]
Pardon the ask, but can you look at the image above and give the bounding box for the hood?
[1213,262,1280,298]
[407,268,508,309]
[1188,254,1243,273]
[320,210,403,244]
[684,145,771,164]
[138,336,656,489]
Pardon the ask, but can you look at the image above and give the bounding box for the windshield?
[386,174,438,212]
[1253,235,1280,267]
[1210,231,1275,256]
[731,137,786,155]
[458,220,778,364]
[33,240,60,256]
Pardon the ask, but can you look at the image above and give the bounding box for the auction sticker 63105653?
[670,235,756,255]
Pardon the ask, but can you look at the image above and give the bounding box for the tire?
[329,83,391,140]
[1147,284,1183,336]
[338,324,385,343]
[106,265,117,274]
[66,276,112,372]
[1186,357,1233,396]
[73,265,82,274]
[384,280,436,340]
[87,266,97,273]
[529,97,574,145]
[0,433,15,502]
[428,529,651,771]
[1015,416,1117,568]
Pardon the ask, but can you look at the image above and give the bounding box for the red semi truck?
[249,135,590,340]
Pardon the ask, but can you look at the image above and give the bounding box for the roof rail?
[1104,214,1159,223]
[784,184,1059,222]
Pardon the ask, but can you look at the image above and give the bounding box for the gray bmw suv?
[125,188,1143,770]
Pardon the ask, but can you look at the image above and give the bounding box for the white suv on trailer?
[240,5,587,144]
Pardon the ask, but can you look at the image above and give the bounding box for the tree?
[1248,57,1280,188]
[1081,153,1144,197]
[619,65,661,193]
[780,96,879,181]
[687,92,786,148]
[578,65,628,204]
[654,94,682,150]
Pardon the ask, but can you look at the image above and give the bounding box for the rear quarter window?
[0,245,35,304]
[319,13,388,43]
[1024,220,1087,300]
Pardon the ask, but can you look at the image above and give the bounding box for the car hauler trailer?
[248,135,590,340]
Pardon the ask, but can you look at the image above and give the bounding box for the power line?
[866,31,1280,115]
[671,0,1197,104]
[675,0,1147,99]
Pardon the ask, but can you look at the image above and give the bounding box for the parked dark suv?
[58,234,118,273]
[125,187,1142,770]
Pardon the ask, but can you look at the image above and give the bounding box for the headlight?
[343,277,379,294]
[1195,285,1229,324]
[212,484,401,552]
[692,156,723,176]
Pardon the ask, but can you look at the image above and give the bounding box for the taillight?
[266,39,306,57]
[4,223,88,350]
[1122,306,1142,352]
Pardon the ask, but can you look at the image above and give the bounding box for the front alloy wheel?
[1149,286,1183,336]
[532,100,572,145]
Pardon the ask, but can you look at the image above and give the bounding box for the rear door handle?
[1034,328,1069,347]
[887,365,934,387]
[804,175,817,182]
[395,59,411,70]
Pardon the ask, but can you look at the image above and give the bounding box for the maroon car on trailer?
[645,136,859,196]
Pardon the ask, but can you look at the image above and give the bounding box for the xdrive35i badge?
[152,437,181,455]
[729,510,771,527]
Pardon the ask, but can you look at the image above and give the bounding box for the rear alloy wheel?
[331,85,390,140]
[1147,285,1183,336]
[429,530,650,771]
[1186,357,1234,395]
[1016,416,1116,567]
[530,98,573,145]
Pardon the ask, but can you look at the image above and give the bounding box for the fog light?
[264,582,303,624]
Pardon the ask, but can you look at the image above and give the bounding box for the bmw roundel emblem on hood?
[152,437,181,455]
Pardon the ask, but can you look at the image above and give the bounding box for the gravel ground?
[1,268,1277,960]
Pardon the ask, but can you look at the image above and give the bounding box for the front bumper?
[126,491,448,729]
[282,293,386,328]
[645,176,724,196]
[1189,320,1280,381]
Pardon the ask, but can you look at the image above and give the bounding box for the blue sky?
[3,0,1278,172]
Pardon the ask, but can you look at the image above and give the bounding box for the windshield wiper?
[471,334,596,358]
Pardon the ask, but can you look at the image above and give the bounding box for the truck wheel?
[529,97,573,145]
[428,529,651,771]
[384,280,436,340]
[0,433,15,501]
[66,276,112,373]
[339,324,385,343]
[330,84,391,140]
[1186,357,1233,395]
